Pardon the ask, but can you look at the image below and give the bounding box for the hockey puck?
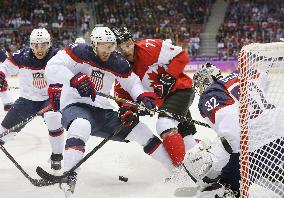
[119,176,128,182]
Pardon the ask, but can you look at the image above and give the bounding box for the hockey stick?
[96,92,211,128]
[0,115,37,139]
[182,163,197,183]
[0,144,55,187]
[0,104,51,139]
[8,86,210,128]
[36,123,125,183]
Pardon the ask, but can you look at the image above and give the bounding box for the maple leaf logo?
[148,64,166,88]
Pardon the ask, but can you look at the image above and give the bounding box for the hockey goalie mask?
[30,28,51,60]
[193,63,222,95]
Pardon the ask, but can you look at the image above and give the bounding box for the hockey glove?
[0,71,8,92]
[119,104,139,128]
[153,73,176,99]
[4,103,13,111]
[48,83,63,111]
[70,72,96,101]
[136,92,156,116]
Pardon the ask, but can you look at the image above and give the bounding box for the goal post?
[238,42,284,198]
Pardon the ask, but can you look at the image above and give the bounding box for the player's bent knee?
[44,111,62,131]
[67,118,91,143]
[125,122,155,146]
[156,117,178,136]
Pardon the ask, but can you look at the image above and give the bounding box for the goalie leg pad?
[162,129,185,166]
[183,137,231,187]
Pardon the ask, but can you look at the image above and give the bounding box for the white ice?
[0,77,216,198]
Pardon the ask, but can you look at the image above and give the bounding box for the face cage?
[193,75,213,95]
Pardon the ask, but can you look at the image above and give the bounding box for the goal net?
[239,42,284,198]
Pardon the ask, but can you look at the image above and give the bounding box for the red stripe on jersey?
[224,77,238,90]
[65,146,85,153]
[7,57,46,70]
[49,129,64,137]
[209,91,235,124]
[64,48,131,78]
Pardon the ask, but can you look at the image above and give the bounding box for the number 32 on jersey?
[205,97,219,111]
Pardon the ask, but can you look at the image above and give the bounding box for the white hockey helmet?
[75,37,86,44]
[90,27,116,48]
[193,63,222,94]
[30,28,51,48]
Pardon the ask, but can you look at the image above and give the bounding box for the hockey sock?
[162,129,185,166]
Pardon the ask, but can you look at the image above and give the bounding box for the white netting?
[239,42,284,198]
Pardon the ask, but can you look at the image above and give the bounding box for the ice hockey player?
[0,48,13,111]
[45,26,190,197]
[0,28,65,173]
[184,63,284,197]
[112,27,197,167]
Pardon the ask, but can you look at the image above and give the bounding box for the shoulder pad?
[10,48,31,65]
[107,51,132,75]
[198,83,235,123]
[65,43,91,60]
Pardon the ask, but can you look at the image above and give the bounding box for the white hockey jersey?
[198,71,283,153]
[0,47,58,101]
[45,43,145,110]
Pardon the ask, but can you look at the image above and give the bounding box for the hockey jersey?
[114,39,192,107]
[45,43,145,110]
[199,71,283,152]
[0,47,59,101]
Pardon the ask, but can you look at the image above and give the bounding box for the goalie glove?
[70,72,96,101]
[48,83,63,111]
[153,73,176,99]
[0,71,8,92]
[118,104,139,128]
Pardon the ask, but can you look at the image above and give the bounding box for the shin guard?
[162,129,185,166]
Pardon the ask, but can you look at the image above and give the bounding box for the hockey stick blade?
[36,124,125,182]
[36,167,67,183]
[0,145,55,187]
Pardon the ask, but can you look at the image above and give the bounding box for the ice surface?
[0,77,216,198]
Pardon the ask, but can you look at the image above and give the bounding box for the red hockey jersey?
[115,39,192,107]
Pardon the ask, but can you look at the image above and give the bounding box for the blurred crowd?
[217,0,284,57]
[0,0,213,55]
[94,0,213,55]
[0,0,87,52]
[2,0,282,58]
